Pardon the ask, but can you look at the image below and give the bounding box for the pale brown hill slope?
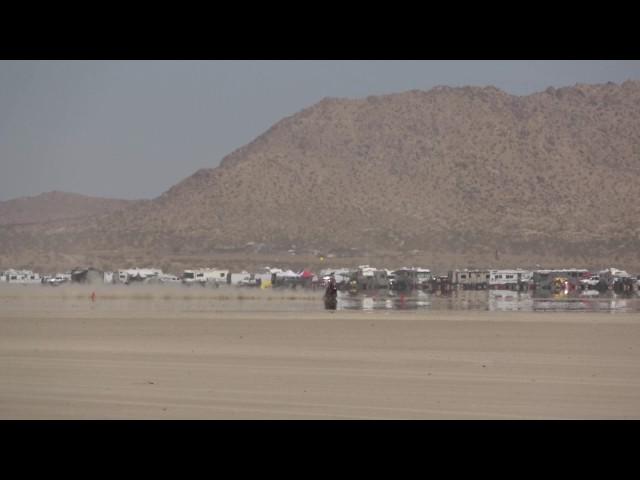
[2,81,640,271]
[0,191,137,226]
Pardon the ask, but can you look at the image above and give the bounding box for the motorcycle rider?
[325,274,337,297]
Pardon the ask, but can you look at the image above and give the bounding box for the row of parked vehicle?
[2,266,639,295]
[321,266,640,294]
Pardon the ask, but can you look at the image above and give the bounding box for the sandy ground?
[1,285,640,419]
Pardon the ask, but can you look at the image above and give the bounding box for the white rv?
[598,267,631,284]
[0,269,42,284]
[230,271,261,286]
[157,274,181,284]
[319,268,353,285]
[182,269,229,286]
[489,269,532,289]
[414,268,432,288]
[449,269,490,289]
[116,268,163,284]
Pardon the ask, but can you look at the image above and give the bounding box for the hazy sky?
[1,60,640,201]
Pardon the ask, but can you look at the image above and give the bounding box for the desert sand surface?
[1,285,639,419]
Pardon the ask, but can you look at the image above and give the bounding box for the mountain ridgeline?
[2,81,640,271]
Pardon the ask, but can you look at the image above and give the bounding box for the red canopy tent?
[300,270,315,279]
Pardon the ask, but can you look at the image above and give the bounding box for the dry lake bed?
[1,285,639,419]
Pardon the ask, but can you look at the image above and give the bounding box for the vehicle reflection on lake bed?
[334,289,640,313]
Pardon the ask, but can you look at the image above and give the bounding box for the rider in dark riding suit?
[324,275,338,309]
[325,275,337,297]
